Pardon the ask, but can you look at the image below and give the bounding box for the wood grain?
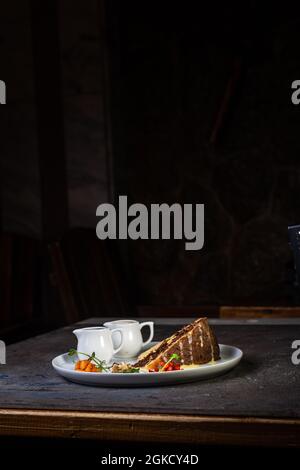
[220,306,300,318]
[0,409,299,447]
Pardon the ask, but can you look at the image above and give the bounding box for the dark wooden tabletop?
[0,317,300,446]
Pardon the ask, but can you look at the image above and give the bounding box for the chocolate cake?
[134,317,220,369]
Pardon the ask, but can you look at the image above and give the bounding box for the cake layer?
[135,317,220,369]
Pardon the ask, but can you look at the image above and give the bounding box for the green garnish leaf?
[68,348,77,357]
[170,353,180,361]
[68,349,109,371]
[161,353,181,370]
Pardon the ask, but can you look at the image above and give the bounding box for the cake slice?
[134,317,220,370]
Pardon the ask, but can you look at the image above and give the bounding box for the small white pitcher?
[103,319,154,358]
[73,327,124,364]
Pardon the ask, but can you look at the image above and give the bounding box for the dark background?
[1,1,300,337]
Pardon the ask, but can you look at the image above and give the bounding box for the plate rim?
[52,343,243,377]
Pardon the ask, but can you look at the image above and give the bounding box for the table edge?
[78,317,300,325]
[0,409,299,447]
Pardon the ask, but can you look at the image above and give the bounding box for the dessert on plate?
[70,317,220,373]
[134,317,220,371]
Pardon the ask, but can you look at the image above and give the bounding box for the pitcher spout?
[73,328,83,340]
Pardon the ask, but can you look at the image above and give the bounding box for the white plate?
[52,343,243,387]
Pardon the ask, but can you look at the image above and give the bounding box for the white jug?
[103,320,154,358]
[73,327,124,365]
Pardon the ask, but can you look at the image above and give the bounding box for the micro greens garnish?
[162,353,180,370]
[68,348,109,371]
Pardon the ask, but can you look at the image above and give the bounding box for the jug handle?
[111,328,124,355]
[140,322,154,347]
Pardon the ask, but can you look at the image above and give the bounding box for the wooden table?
[0,317,300,447]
